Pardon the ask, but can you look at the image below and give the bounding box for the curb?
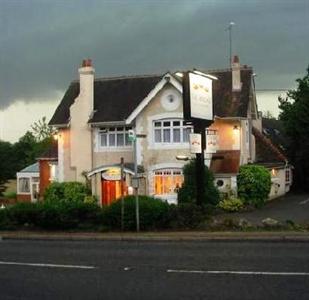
[1,232,309,243]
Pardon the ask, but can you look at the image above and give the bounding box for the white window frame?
[152,118,192,148]
[97,126,133,152]
[18,177,30,194]
[153,168,184,197]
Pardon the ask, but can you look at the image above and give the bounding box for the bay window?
[154,169,184,195]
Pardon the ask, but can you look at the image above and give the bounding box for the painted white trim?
[126,73,182,124]
[147,112,190,149]
[87,165,135,177]
[148,162,185,172]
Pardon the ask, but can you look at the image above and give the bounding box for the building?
[44,56,292,205]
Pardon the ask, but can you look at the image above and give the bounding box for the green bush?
[169,203,206,229]
[237,164,271,207]
[0,201,101,230]
[3,191,17,199]
[178,159,220,206]
[102,195,171,230]
[44,182,91,204]
[218,197,244,212]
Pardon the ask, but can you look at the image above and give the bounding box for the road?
[0,239,309,299]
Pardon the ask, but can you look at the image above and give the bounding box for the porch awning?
[87,163,144,178]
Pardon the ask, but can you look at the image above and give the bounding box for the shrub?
[178,159,220,206]
[102,195,171,230]
[169,203,206,229]
[237,164,271,207]
[7,202,41,227]
[218,197,244,212]
[44,182,91,204]
[3,191,17,199]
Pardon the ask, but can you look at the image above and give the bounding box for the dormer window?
[99,127,132,148]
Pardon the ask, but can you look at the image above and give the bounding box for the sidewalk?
[1,230,309,242]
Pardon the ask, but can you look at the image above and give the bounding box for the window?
[19,178,30,193]
[154,169,184,195]
[99,127,132,148]
[153,119,192,144]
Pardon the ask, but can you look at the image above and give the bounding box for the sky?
[0,0,308,142]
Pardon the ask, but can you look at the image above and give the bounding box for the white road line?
[299,198,309,205]
[167,269,309,276]
[0,261,96,269]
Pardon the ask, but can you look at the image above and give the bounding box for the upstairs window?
[153,119,192,144]
[99,127,132,148]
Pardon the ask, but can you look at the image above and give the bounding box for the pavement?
[1,239,309,299]
[219,192,309,225]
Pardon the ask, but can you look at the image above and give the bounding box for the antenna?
[226,22,235,67]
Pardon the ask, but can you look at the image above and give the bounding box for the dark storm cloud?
[0,0,308,108]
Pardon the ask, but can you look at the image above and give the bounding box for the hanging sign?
[206,129,218,153]
[102,168,121,181]
[183,71,214,123]
[189,133,202,154]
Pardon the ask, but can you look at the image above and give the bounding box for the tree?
[177,159,219,206]
[0,140,16,195]
[279,66,309,190]
[31,116,53,142]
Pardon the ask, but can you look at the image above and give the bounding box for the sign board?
[189,133,202,154]
[183,72,214,123]
[206,129,218,153]
[102,168,121,181]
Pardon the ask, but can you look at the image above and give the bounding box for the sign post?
[182,71,216,206]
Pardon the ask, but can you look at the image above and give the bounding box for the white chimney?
[231,55,242,92]
[78,59,95,114]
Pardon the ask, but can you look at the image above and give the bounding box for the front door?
[101,180,127,206]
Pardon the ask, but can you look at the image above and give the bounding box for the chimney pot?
[82,59,92,67]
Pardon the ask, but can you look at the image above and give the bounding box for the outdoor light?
[176,155,190,161]
[233,125,239,131]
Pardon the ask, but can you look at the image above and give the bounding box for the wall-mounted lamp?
[176,155,190,161]
[233,125,239,131]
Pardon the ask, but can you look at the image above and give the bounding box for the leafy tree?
[31,116,53,142]
[0,140,16,195]
[279,66,309,190]
[177,159,219,206]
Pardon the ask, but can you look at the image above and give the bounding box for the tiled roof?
[49,68,253,126]
[209,150,240,174]
[253,126,287,165]
[19,162,39,173]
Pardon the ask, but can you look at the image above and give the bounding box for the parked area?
[218,193,309,226]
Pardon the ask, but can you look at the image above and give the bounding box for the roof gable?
[49,67,253,126]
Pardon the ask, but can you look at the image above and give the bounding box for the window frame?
[153,168,184,196]
[98,126,133,151]
[18,177,30,194]
[153,119,192,146]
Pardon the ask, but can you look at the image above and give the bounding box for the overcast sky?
[0,0,308,142]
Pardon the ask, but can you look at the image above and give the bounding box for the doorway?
[101,180,127,206]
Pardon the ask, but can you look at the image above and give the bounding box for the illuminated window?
[99,127,132,148]
[154,169,184,195]
[19,178,30,193]
[153,119,192,144]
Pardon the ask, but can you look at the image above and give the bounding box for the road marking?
[299,198,309,205]
[0,261,96,269]
[167,269,309,276]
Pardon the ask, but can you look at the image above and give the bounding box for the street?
[0,239,309,299]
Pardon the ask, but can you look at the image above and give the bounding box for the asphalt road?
[0,239,309,300]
